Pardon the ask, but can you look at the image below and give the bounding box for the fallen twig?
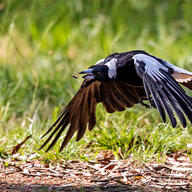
[153,175,188,180]
[21,172,64,177]
[11,135,32,155]
[91,176,124,183]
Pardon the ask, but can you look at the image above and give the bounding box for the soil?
[0,151,192,192]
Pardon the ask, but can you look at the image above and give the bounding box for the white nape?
[105,58,117,79]
[95,58,105,65]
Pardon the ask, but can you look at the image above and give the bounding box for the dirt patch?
[0,152,192,191]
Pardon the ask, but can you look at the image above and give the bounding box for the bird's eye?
[93,71,101,75]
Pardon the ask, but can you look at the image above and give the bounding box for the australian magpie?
[40,50,192,151]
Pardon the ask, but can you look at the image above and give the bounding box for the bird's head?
[79,55,118,81]
[79,64,109,81]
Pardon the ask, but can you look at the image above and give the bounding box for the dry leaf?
[11,135,32,155]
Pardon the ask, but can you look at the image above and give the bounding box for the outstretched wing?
[40,79,146,151]
[151,54,192,90]
[133,54,192,128]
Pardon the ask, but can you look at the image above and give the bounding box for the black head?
[80,64,109,81]
[79,51,146,81]
[79,54,120,81]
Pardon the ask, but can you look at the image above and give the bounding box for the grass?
[1,0,192,164]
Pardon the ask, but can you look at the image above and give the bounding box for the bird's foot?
[139,97,151,108]
[140,101,151,108]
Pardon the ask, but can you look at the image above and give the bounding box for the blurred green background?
[1,0,192,162]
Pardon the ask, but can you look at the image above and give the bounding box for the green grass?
[1,0,192,164]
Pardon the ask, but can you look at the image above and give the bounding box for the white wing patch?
[164,60,192,76]
[133,54,192,78]
[105,58,117,79]
[133,54,164,67]
[132,54,168,76]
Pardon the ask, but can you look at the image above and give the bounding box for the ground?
[1,151,192,192]
[1,1,192,191]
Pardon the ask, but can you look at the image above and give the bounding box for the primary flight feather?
[40,50,192,151]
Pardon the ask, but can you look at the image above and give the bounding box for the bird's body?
[40,50,192,151]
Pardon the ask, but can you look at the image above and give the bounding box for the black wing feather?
[144,75,166,122]
[162,86,187,127]
[134,54,192,127]
[40,80,146,151]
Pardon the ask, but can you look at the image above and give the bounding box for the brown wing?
[172,73,192,90]
[40,80,146,152]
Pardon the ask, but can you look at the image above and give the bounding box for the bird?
[40,50,192,152]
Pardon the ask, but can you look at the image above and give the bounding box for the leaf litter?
[0,150,192,191]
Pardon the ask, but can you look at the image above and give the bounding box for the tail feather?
[182,80,192,90]
[172,72,192,90]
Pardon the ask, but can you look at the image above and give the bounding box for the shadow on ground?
[0,182,156,192]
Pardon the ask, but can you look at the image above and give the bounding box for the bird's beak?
[79,69,94,79]
[79,69,93,75]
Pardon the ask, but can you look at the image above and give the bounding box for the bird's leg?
[139,97,151,108]
[139,97,157,109]
[150,99,156,108]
